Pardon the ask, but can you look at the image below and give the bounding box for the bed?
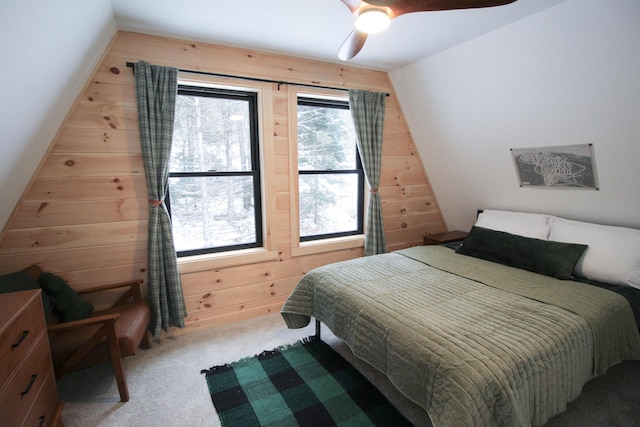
[281,210,640,427]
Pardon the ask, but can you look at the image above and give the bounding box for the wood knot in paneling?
[36,202,49,216]
[103,116,117,129]
[112,178,124,191]
[110,67,120,74]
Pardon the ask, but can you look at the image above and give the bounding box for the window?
[297,97,364,241]
[168,85,262,257]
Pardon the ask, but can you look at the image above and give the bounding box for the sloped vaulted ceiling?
[0,0,565,232]
[0,0,116,232]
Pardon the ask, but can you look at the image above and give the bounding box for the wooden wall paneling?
[382,185,434,200]
[82,80,137,107]
[10,199,147,229]
[183,298,288,333]
[26,175,148,202]
[0,220,148,255]
[184,276,300,315]
[65,103,138,131]
[39,153,144,177]
[180,247,361,295]
[0,31,446,335]
[384,212,445,238]
[92,56,136,85]
[109,33,391,92]
[380,170,431,187]
[0,242,146,276]
[53,128,142,154]
[53,263,148,292]
[382,155,425,172]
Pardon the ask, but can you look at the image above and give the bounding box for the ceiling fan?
[338,0,518,61]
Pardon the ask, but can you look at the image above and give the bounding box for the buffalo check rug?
[201,337,412,426]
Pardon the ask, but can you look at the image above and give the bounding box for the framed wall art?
[511,143,599,190]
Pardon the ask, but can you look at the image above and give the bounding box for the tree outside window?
[168,86,262,256]
[297,97,364,241]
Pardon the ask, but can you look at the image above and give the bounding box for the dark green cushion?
[39,273,93,322]
[456,226,588,279]
[0,265,56,314]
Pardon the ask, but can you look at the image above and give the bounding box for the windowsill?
[291,234,365,257]
[177,247,279,273]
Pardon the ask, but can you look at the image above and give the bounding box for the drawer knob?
[21,373,38,395]
[11,330,29,348]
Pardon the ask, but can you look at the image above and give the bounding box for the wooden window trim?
[174,75,278,272]
[288,87,365,257]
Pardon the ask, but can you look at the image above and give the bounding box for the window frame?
[296,96,365,242]
[171,76,278,273]
[167,85,263,257]
[288,87,366,257]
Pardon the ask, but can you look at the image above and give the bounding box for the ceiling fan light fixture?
[355,8,390,34]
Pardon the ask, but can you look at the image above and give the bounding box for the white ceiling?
[110,0,567,71]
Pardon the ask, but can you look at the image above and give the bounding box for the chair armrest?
[47,313,120,333]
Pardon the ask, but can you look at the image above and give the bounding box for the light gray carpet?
[57,313,640,427]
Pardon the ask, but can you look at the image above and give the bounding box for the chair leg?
[141,330,151,349]
[105,321,129,402]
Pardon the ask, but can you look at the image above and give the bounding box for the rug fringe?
[200,335,319,376]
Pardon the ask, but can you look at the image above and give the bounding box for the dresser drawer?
[0,294,45,382]
[23,371,60,427]
[0,330,52,427]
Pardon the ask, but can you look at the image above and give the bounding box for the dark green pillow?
[456,226,588,279]
[39,273,93,322]
[0,265,56,314]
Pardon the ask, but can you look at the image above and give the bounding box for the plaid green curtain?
[348,89,386,256]
[134,61,186,338]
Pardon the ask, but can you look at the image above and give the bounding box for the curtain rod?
[125,62,389,96]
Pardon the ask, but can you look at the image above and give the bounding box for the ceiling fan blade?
[338,29,368,61]
[335,0,516,61]
[340,0,363,13]
[385,0,517,17]
[363,0,398,6]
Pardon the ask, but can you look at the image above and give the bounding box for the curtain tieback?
[149,199,164,207]
[370,188,378,194]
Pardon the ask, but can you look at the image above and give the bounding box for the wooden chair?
[46,280,151,402]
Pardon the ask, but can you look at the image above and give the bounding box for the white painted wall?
[391,0,640,231]
[0,0,116,231]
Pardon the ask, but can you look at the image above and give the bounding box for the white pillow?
[479,209,551,225]
[548,218,640,289]
[475,212,551,240]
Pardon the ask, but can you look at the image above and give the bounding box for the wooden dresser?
[0,290,64,427]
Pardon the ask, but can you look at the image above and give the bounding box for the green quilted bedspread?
[281,245,640,427]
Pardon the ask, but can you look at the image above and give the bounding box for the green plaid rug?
[202,338,412,426]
